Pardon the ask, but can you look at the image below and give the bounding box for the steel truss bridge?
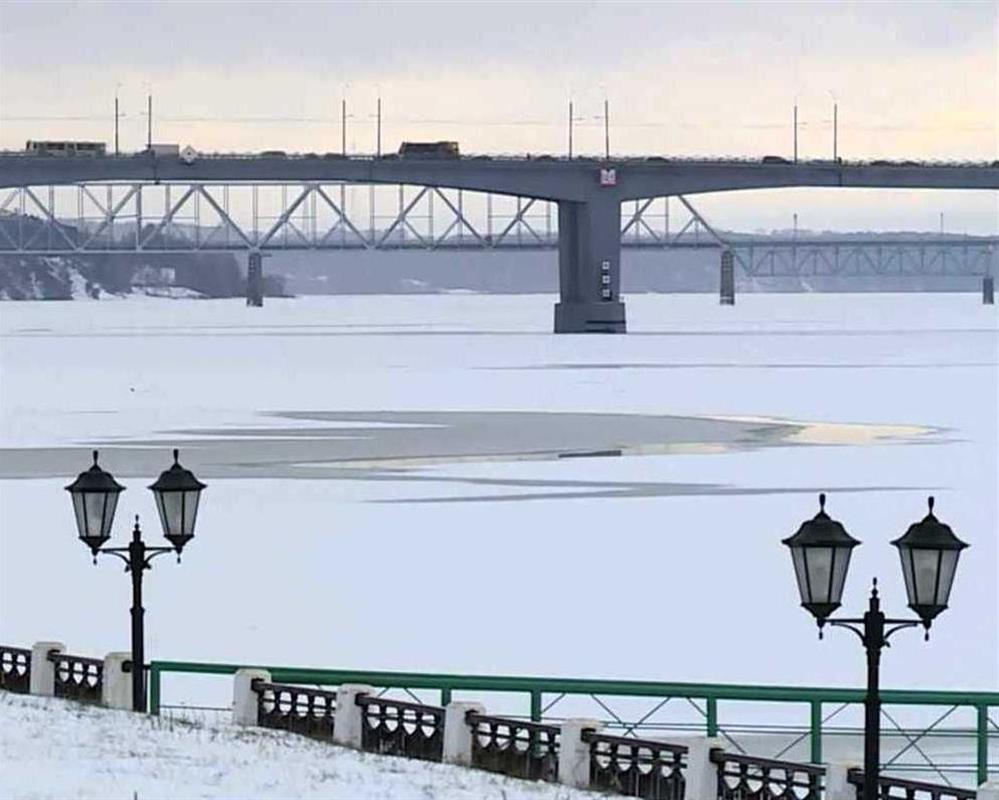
[0,181,995,281]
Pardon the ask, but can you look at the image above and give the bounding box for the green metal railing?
[149,659,998,786]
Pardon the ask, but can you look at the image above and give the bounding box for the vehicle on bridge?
[398,141,460,159]
[25,140,106,157]
[761,155,790,165]
[145,143,180,157]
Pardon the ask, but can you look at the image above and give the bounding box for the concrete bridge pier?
[983,274,994,305]
[720,249,736,305]
[554,196,626,333]
[246,251,264,307]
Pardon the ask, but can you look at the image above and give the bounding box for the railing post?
[149,664,161,716]
[826,762,859,800]
[557,718,602,790]
[978,780,999,800]
[810,700,823,764]
[706,696,718,736]
[101,652,133,710]
[29,641,64,697]
[979,705,990,787]
[442,701,484,767]
[232,668,271,726]
[685,738,722,800]
[530,689,542,722]
[332,684,374,749]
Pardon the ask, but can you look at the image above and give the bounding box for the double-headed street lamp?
[783,494,968,800]
[65,449,206,712]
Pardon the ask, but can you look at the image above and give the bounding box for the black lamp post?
[65,449,206,712]
[783,494,968,800]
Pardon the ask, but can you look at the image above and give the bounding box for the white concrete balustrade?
[4,643,995,800]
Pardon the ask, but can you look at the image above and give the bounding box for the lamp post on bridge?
[783,494,968,800]
[567,100,584,160]
[65,450,207,712]
[828,90,838,161]
[113,84,122,156]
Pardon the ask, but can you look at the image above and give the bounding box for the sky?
[0,0,996,232]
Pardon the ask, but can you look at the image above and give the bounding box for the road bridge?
[1,153,996,331]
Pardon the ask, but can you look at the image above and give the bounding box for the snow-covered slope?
[0,692,607,800]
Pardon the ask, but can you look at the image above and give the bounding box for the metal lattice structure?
[734,239,997,278]
[0,181,993,278]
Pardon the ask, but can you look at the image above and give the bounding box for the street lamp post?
[783,494,968,800]
[65,450,206,713]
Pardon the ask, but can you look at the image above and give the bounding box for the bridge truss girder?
[0,182,701,255]
[736,241,997,278]
[0,181,994,279]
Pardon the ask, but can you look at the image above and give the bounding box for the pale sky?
[0,0,997,232]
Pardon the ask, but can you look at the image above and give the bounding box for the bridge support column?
[983,274,994,305]
[554,197,626,333]
[246,251,264,307]
[720,249,735,305]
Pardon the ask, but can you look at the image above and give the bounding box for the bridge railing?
[146,659,998,788]
[583,729,687,799]
[252,679,337,741]
[847,768,978,800]
[1,150,995,167]
[0,645,31,694]
[712,749,825,800]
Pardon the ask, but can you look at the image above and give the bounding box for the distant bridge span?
[1,153,996,331]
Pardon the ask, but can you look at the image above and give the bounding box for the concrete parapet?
[232,668,271,726]
[29,641,64,696]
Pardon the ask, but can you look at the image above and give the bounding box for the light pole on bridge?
[604,98,610,160]
[113,84,122,156]
[793,102,799,163]
[567,100,584,160]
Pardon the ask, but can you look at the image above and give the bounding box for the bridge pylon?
[246,251,264,308]
[720,249,736,305]
[553,197,626,333]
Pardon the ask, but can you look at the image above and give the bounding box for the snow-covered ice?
[0,692,608,799]
[0,293,996,718]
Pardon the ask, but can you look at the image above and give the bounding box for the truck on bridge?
[398,141,460,159]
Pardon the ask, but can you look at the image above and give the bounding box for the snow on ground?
[0,293,996,728]
[0,692,607,800]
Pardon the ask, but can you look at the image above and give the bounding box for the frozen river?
[1,293,996,707]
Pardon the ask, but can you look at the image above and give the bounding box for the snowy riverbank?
[0,692,607,800]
